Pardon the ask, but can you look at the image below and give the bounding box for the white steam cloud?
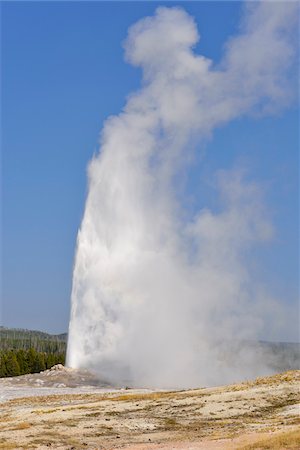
[67,2,298,388]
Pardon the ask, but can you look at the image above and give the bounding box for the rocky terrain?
[0,367,299,449]
[1,364,111,389]
[0,364,124,404]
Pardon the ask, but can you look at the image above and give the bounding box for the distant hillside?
[0,327,67,353]
[258,340,300,373]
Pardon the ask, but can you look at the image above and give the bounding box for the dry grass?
[239,428,300,449]
[9,421,32,430]
[27,430,83,448]
[34,408,60,414]
[0,443,17,449]
[5,392,108,406]
[232,371,300,391]
[1,370,299,450]
[164,417,180,428]
[253,371,300,385]
[111,391,175,402]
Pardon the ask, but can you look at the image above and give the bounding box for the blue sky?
[1,1,298,335]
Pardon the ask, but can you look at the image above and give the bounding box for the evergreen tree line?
[0,348,65,377]
[0,337,66,353]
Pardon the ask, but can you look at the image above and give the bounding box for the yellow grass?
[0,443,17,449]
[111,391,175,402]
[9,421,32,430]
[228,370,300,392]
[239,428,300,449]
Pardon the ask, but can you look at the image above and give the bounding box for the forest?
[0,327,66,377]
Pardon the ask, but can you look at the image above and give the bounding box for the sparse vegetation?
[239,428,300,449]
[164,417,179,428]
[9,422,32,431]
[0,366,299,449]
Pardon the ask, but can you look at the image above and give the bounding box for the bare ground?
[0,369,299,450]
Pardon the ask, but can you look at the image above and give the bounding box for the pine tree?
[0,353,7,377]
[5,351,20,377]
[26,348,37,373]
[16,349,29,375]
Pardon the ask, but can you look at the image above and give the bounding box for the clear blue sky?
[1,2,298,335]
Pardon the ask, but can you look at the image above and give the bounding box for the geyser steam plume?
[67,2,298,387]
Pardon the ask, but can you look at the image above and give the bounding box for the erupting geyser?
[67,2,298,388]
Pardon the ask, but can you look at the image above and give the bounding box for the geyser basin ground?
[0,369,299,449]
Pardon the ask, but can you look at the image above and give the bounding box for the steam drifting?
[67,3,298,387]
